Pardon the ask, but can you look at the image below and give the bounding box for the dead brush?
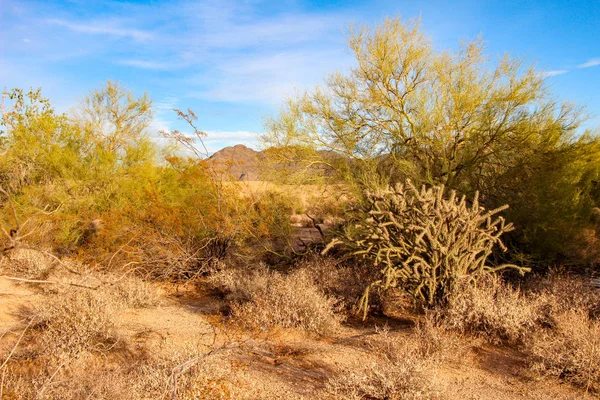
[31,289,118,356]
[1,248,52,279]
[324,323,446,400]
[104,274,161,309]
[1,344,253,400]
[297,255,373,307]
[211,264,343,336]
[324,358,435,400]
[524,270,600,321]
[442,274,540,346]
[529,310,600,393]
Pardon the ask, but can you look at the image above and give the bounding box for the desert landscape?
[1,4,600,400]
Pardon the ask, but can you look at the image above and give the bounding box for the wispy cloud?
[578,58,600,69]
[152,129,260,153]
[191,49,351,105]
[119,59,181,70]
[194,14,344,50]
[203,130,260,152]
[48,18,153,41]
[541,69,568,77]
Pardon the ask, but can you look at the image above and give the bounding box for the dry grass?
[441,271,600,392]
[443,274,540,346]
[1,345,254,400]
[297,255,373,307]
[323,320,452,400]
[1,248,53,279]
[530,310,600,393]
[106,274,161,309]
[324,358,435,400]
[211,264,343,336]
[525,270,600,320]
[31,289,118,356]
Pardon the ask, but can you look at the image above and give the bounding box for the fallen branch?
[0,276,99,290]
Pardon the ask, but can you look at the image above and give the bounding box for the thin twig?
[0,318,34,371]
[37,356,71,398]
[0,276,99,290]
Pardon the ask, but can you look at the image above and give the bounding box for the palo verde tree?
[263,17,600,265]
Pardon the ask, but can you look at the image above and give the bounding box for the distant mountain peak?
[209,144,265,180]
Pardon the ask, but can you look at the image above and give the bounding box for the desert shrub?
[324,326,444,399]
[298,255,374,308]
[530,310,600,392]
[133,349,253,400]
[107,275,161,308]
[443,270,600,391]
[1,345,252,400]
[32,289,117,355]
[325,359,434,400]
[443,274,539,345]
[524,270,600,320]
[329,181,522,314]
[1,248,53,279]
[242,189,297,257]
[211,265,342,336]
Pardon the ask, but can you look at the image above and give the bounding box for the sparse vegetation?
[0,14,599,400]
[443,274,540,346]
[32,289,117,356]
[323,321,455,400]
[212,265,343,336]
[530,310,600,393]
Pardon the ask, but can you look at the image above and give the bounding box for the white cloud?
[152,129,260,153]
[541,69,568,77]
[154,97,180,111]
[148,116,173,136]
[48,18,153,41]
[119,59,181,70]
[191,49,351,105]
[578,58,600,68]
[203,130,260,152]
[194,14,345,50]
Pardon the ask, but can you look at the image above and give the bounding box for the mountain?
[208,144,341,181]
[208,144,266,181]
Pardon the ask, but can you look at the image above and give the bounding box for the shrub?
[1,248,52,279]
[324,325,444,399]
[530,310,600,393]
[443,274,539,345]
[524,270,600,320]
[211,265,342,336]
[297,255,374,308]
[325,359,434,400]
[107,275,161,308]
[1,343,252,400]
[328,181,523,314]
[32,289,117,355]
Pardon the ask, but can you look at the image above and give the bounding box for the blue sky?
[1,0,599,151]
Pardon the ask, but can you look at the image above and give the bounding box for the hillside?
[208,144,339,181]
[209,144,266,181]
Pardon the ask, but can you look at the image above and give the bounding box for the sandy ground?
[0,273,596,399]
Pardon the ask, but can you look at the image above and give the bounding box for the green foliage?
[263,16,600,266]
[0,83,299,277]
[327,181,524,314]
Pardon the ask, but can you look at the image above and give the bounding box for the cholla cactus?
[328,181,526,315]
